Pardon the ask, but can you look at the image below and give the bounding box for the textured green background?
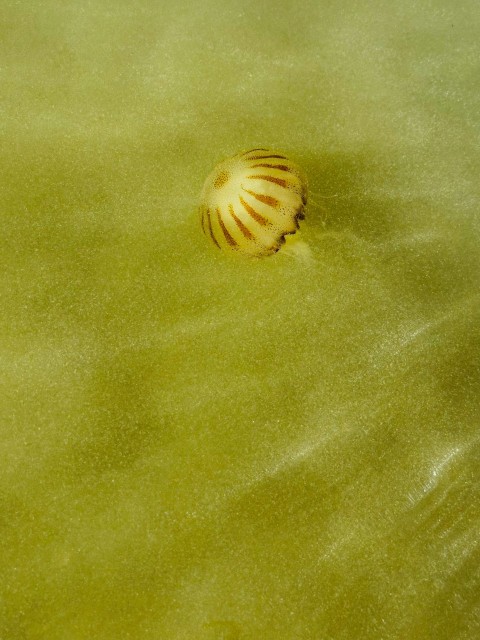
[1,1,479,638]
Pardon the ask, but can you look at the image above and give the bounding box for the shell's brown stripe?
[242,148,268,156]
[251,163,291,172]
[247,174,289,188]
[206,209,220,249]
[243,187,279,209]
[239,195,270,226]
[217,207,237,247]
[246,154,287,161]
[228,204,254,240]
[213,170,229,189]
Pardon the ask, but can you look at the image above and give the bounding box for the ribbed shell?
[199,148,307,257]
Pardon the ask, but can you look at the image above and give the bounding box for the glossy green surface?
[1,1,479,638]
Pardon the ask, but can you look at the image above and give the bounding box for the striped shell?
[199,148,307,257]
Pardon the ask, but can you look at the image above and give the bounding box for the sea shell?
[199,148,307,257]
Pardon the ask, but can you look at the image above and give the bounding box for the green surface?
[1,1,480,638]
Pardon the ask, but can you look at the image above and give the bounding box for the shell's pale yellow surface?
[200,149,307,256]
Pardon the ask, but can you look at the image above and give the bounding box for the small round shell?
[199,148,307,257]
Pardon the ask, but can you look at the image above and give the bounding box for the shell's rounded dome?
[199,148,307,257]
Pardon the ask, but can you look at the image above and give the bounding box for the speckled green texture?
[1,1,479,639]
